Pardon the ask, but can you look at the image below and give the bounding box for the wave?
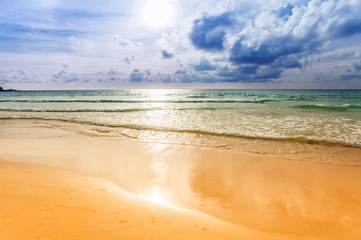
[0,107,223,113]
[293,104,361,111]
[186,95,209,99]
[1,116,360,149]
[0,99,277,104]
[287,96,315,101]
[0,108,160,113]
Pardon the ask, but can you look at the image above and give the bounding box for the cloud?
[52,71,79,83]
[178,0,361,84]
[354,62,361,72]
[51,70,123,84]
[272,56,302,69]
[175,69,187,75]
[161,49,174,59]
[96,70,123,83]
[230,35,306,65]
[52,9,107,22]
[0,1,135,55]
[328,18,361,38]
[189,12,234,52]
[68,35,138,57]
[341,61,361,80]
[277,3,294,19]
[178,67,274,83]
[180,73,221,83]
[215,66,275,83]
[254,67,283,80]
[129,69,152,83]
[1,0,361,88]
[192,58,217,71]
[238,65,259,74]
[313,72,331,81]
[155,72,176,83]
[0,69,41,84]
[52,71,66,79]
[123,56,135,64]
[113,35,139,48]
[215,1,361,81]
[227,34,306,81]
[186,5,309,82]
[128,69,178,84]
[0,23,79,53]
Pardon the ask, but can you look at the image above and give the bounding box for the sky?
[0,0,361,89]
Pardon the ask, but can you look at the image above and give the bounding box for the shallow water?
[1,89,360,147]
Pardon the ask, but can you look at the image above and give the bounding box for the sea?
[0,89,360,148]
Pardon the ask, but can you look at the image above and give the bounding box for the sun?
[141,0,174,29]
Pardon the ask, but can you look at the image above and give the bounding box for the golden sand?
[0,119,360,239]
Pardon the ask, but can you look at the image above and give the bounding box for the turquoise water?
[0,89,360,147]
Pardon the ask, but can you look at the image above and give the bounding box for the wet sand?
[1,160,279,240]
[0,119,361,239]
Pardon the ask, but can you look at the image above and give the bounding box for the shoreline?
[1,118,361,239]
[1,116,360,149]
[1,117,360,166]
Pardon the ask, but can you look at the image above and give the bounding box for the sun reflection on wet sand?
[150,189,167,204]
[139,144,174,206]
[2,119,361,239]
[140,188,173,207]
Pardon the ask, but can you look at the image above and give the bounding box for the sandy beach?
[0,160,265,240]
[2,0,361,238]
[1,119,361,239]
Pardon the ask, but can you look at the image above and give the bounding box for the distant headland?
[0,86,17,92]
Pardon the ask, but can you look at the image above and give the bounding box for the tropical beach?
[1,117,361,239]
[1,0,361,239]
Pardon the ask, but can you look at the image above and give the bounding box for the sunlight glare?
[150,189,168,204]
[141,0,174,29]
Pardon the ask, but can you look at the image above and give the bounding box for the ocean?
[0,89,360,148]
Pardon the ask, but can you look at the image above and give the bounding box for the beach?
[2,0,361,238]
[1,118,361,239]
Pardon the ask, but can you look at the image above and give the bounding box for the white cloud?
[0,69,42,84]
[68,34,139,57]
[1,0,361,89]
